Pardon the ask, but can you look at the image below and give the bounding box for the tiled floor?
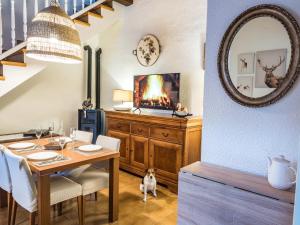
[0,171,178,225]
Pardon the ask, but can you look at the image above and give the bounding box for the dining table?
[0,137,120,225]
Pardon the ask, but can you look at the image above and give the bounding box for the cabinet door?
[130,135,148,170]
[149,139,182,181]
[107,130,130,164]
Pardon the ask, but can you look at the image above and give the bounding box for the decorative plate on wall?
[133,34,160,67]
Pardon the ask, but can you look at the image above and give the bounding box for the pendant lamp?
[26,0,82,64]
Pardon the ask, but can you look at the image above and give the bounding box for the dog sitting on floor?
[140,168,157,202]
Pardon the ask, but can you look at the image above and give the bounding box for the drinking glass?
[58,137,66,150]
[70,128,77,150]
[49,122,55,140]
[35,128,43,149]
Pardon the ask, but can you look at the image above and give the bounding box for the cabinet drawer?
[107,119,130,133]
[150,127,183,144]
[131,123,149,137]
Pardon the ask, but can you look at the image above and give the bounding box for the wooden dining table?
[0,138,120,225]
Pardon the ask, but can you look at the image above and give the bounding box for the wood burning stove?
[78,47,103,143]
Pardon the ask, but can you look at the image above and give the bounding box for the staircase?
[0,0,133,97]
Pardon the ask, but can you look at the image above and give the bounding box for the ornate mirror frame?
[218,4,300,107]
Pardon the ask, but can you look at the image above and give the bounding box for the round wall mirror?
[218,5,300,107]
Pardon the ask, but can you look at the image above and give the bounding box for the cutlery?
[36,155,66,166]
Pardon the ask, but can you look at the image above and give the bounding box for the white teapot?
[267,155,296,190]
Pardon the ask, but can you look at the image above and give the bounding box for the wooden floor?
[0,171,178,225]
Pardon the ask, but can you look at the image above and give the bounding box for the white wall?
[203,0,300,176]
[0,61,85,134]
[97,0,207,115]
[0,0,207,134]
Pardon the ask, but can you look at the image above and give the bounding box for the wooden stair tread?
[100,4,114,11]
[73,19,91,27]
[1,61,26,67]
[87,11,103,19]
[113,0,133,6]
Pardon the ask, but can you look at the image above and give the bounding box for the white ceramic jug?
[267,155,296,190]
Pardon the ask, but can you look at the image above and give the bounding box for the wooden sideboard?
[105,110,202,192]
[178,162,295,225]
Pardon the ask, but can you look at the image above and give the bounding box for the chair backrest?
[75,130,93,144]
[96,135,120,152]
[0,145,12,193]
[4,150,37,212]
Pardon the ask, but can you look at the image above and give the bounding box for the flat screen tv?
[133,73,180,110]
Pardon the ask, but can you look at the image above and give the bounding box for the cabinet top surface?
[104,109,202,124]
[181,162,295,204]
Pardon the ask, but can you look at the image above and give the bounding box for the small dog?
[140,168,157,202]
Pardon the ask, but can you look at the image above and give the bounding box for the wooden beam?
[1,61,26,67]
[113,0,133,6]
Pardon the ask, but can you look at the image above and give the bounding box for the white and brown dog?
[140,168,157,202]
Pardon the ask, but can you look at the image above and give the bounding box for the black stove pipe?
[95,48,102,109]
[84,45,92,100]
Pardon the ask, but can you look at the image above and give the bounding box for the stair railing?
[1,0,99,56]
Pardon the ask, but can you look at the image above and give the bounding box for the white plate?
[8,142,35,150]
[54,137,72,143]
[78,145,103,152]
[26,151,59,162]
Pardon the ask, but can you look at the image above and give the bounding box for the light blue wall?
[204,1,300,223]
[203,0,300,176]
[294,150,300,225]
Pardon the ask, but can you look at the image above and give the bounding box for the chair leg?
[11,199,17,225]
[77,196,85,225]
[7,193,13,225]
[29,212,36,225]
[57,202,63,216]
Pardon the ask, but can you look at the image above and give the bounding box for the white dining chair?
[65,135,120,224]
[0,145,12,225]
[93,135,121,169]
[61,130,94,177]
[74,130,93,143]
[4,149,84,225]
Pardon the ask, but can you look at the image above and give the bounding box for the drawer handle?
[162,132,169,137]
[137,128,143,133]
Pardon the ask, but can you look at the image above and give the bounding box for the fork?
[37,155,66,165]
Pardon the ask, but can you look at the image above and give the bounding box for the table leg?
[38,175,50,225]
[0,188,7,208]
[109,157,119,223]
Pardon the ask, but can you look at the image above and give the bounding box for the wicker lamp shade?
[26,0,82,64]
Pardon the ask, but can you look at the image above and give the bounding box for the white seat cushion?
[67,167,109,196]
[49,175,82,206]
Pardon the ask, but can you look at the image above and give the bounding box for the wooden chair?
[4,149,84,225]
[0,145,13,225]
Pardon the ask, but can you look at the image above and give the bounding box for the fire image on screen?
[133,73,180,110]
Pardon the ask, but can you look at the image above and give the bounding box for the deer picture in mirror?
[218,4,300,107]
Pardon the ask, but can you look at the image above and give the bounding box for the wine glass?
[70,128,77,150]
[48,122,54,140]
[58,137,66,151]
[35,128,43,149]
